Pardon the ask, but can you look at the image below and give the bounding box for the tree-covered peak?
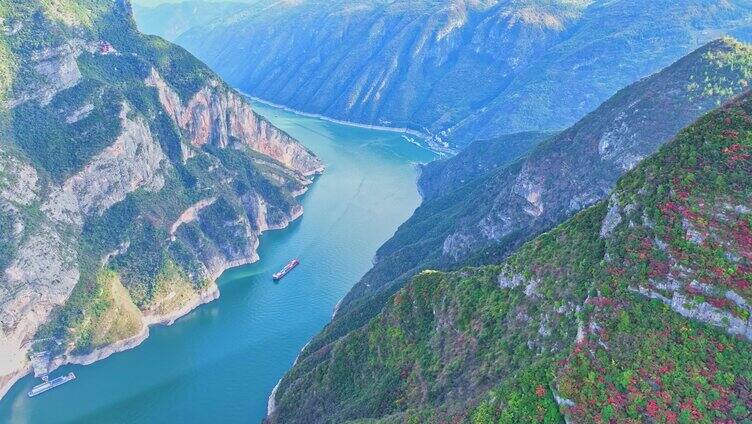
[269,84,752,424]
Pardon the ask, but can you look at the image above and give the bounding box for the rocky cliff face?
[268,79,752,424]
[0,0,322,399]
[282,38,752,388]
[142,0,752,148]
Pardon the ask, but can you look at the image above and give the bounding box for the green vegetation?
[271,90,752,422]
[556,295,752,424]
[0,207,15,271]
[304,38,752,375]
[11,82,123,180]
[35,268,143,355]
[1,0,311,358]
[70,268,143,353]
[687,37,752,102]
[0,36,16,104]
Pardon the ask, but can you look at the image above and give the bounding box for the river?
[0,100,436,423]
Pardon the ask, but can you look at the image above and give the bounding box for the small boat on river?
[28,372,76,397]
[273,259,300,281]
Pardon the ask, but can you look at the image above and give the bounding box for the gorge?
[1,0,751,423]
[0,99,435,423]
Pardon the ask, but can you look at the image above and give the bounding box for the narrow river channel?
[0,100,436,423]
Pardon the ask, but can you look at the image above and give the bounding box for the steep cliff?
[141,0,752,148]
[269,78,752,424]
[0,0,322,399]
[284,38,752,390]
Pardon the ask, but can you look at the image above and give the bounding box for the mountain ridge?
[138,0,752,148]
[268,80,752,424]
[275,38,752,405]
[0,0,322,399]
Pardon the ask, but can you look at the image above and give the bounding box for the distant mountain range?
[269,42,752,424]
[136,0,752,148]
[269,37,752,422]
[133,1,247,41]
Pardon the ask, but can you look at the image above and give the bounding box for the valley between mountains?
[1,1,752,423]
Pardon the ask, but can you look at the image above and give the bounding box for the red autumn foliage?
[400,367,410,380]
[666,410,678,424]
[708,297,729,308]
[657,363,674,374]
[586,297,618,307]
[535,385,546,398]
[646,400,660,418]
[648,259,670,277]
[680,399,703,420]
[734,220,752,260]
[723,144,744,155]
[685,284,704,296]
[608,392,627,407]
[660,201,702,222]
[608,267,626,277]
[728,152,751,165]
[721,130,740,141]
[709,397,731,412]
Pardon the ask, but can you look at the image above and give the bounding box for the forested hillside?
[139,0,752,148]
[293,39,752,369]
[0,0,321,398]
[269,80,752,424]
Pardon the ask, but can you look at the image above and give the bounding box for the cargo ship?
[28,372,76,397]
[273,259,300,281]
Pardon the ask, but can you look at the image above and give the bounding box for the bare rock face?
[45,105,169,226]
[0,0,323,399]
[146,69,323,176]
[0,151,39,206]
[5,40,96,108]
[0,227,79,371]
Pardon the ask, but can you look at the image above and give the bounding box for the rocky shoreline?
[247,95,455,155]
[0,283,219,400]
[0,188,312,402]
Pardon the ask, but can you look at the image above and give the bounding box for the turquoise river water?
[0,101,436,423]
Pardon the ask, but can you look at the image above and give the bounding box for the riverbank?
[0,188,311,403]
[247,96,455,155]
[0,98,436,424]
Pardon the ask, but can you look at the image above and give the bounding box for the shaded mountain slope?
[418,131,554,200]
[269,80,752,424]
[141,0,752,147]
